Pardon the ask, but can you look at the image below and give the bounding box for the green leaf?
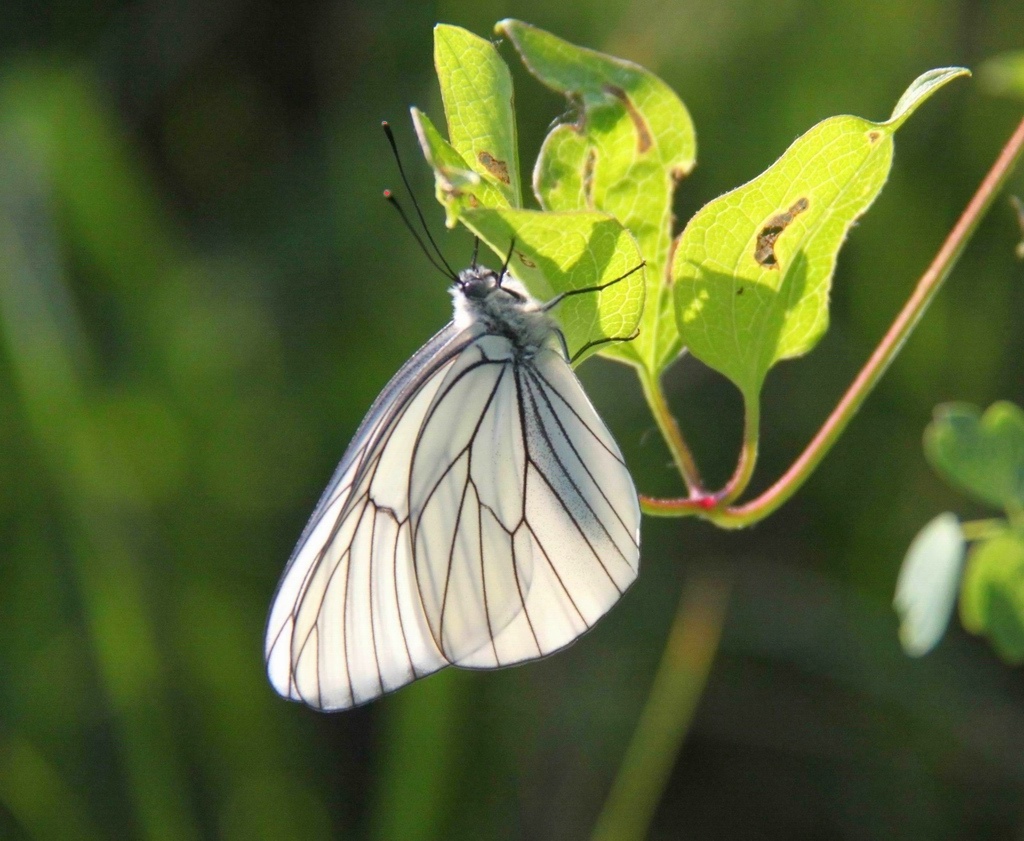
[960,530,1024,663]
[454,207,645,364]
[925,401,1024,513]
[411,107,508,227]
[672,67,969,405]
[414,24,645,365]
[979,50,1024,100]
[433,24,521,207]
[893,513,966,657]
[887,67,972,127]
[496,18,696,374]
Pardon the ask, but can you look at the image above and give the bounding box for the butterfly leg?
[570,327,641,364]
[542,261,646,312]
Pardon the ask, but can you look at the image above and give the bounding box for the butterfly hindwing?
[453,345,641,668]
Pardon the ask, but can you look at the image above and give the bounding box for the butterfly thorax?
[451,266,557,354]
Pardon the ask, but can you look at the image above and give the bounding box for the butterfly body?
[266,266,640,710]
[451,267,559,350]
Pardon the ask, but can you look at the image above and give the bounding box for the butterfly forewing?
[265,326,472,709]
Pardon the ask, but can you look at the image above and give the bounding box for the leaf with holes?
[433,24,520,208]
[496,18,696,375]
[672,67,968,406]
[414,24,645,365]
[412,107,508,227]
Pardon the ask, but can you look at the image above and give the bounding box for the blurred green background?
[1,1,1023,839]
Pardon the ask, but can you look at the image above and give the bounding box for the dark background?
[1,1,1023,839]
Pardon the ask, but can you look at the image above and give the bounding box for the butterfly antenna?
[497,238,516,286]
[381,121,458,279]
[471,237,480,270]
[383,190,453,279]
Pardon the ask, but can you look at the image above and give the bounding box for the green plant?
[895,401,1024,661]
[411,21,1024,840]
[412,22,1021,528]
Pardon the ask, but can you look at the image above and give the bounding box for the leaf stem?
[718,396,760,505]
[590,570,731,841]
[639,370,705,495]
[643,113,1024,526]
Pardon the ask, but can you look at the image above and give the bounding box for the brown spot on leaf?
[517,252,536,269]
[583,148,597,207]
[666,234,681,283]
[868,131,881,143]
[602,83,652,153]
[736,286,744,295]
[477,151,511,184]
[754,197,810,269]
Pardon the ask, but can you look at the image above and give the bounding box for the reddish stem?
[644,113,1024,526]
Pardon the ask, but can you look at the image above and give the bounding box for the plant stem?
[640,370,705,495]
[718,396,760,505]
[643,113,1024,526]
[591,570,731,841]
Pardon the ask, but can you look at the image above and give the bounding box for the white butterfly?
[265,262,641,710]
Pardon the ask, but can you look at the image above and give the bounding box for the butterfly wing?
[267,328,640,711]
[408,338,641,669]
[265,322,473,710]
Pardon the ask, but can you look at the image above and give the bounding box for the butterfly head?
[455,266,522,301]
[451,266,554,347]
